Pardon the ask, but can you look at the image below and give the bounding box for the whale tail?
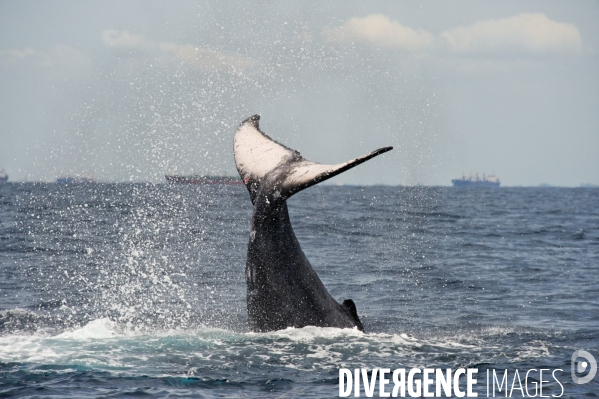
[233,114,393,202]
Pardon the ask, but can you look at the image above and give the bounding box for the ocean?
[0,183,597,398]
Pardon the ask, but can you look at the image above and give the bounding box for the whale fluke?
[234,114,393,202]
[234,114,392,332]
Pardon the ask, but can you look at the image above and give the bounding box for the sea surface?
[0,183,598,398]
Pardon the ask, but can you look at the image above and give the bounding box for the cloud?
[324,13,582,56]
[0,48,36,60]
[323,14,434,51]
[101,30,255,71]
[101,30,150,50]
[0,45,88,68]
[440,13,582,55]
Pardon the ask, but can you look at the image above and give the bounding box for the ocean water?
[0,183,598,398]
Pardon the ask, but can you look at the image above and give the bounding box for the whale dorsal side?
[234,115,393,200]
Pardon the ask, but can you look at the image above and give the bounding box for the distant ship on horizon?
[165,175,243,185]
[56,177,97,184]
[0,168,8,184]
[452,173,500,187]
[56,172,96,184]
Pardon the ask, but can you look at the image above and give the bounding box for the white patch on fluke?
[233,117,392,194]
[234,121,294,181]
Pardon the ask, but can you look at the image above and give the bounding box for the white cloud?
[323,14,434,51]
[101,29,255,71]
[0,45,88,68]
[440,13,582,55]
[325,13,582,57]
[101,30,150,50]
[0,48,36,60]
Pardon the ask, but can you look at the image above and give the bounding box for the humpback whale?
[234,115,392,332]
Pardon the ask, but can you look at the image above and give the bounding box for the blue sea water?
[0,183,598,398]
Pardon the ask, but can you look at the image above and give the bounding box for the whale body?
[234,115,392,332]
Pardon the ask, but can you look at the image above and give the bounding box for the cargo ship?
[452,173,500,187]
[56,172,96,184]
[165,175,243,185]
[56,176,96,184]
[0,169,8,184]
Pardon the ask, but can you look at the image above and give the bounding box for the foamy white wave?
[265,325,365,341]
[55,318,120,340]
[0,333,61,364]
[513,340,551,361]
[0,308,35,317]
[480,326,516,336]
[0,321,562,377]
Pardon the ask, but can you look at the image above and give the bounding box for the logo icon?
[571,350,597,384]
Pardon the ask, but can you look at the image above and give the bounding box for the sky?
[0,0,598,186]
